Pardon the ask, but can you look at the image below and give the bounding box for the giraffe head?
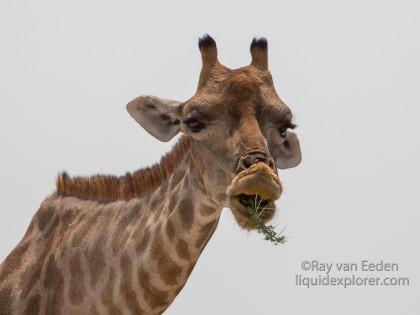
[127,35,301,229]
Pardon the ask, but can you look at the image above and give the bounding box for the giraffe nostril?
[236,151,276,173]
[243,157,253,168]
[237,156,254,171]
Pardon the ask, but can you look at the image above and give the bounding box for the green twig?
[247,198,287,245]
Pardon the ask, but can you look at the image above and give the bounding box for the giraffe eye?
[184,118,206,133]
[278,122,296,138]
[278,127,287,138]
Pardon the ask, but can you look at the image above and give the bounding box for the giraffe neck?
[0,143,226,315]
[133,153,223,313]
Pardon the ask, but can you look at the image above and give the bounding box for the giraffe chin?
[226,162,282,230]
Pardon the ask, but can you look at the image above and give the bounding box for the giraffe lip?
[226,162,282,201]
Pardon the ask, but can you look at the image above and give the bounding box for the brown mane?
[56,136,190,201]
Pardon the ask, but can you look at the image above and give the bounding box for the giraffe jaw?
[226,162,282,229]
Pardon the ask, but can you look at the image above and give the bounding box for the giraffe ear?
[127,95,182,142]
[273,131,302,169]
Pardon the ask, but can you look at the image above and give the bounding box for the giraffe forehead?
[186,78,265,115]
[225,73,260,101]
[217,68,267,95]
[187,66,279,113]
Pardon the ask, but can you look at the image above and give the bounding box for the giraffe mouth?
[226,162,282,229]
[229,194,277,229]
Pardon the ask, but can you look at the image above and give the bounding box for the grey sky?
[1,0,419,314]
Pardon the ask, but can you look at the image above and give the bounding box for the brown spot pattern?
[43,254,64,315]
[24,294,41,315]
[135,228,151,254]
[145,226,184,286]
[149,195,160,210]
[199,204,216,216]
[167,194,178,214]
[69,253,85,305]
[170,169,185,189]
[101,268,124,315]
[111,206,139,253]
[0,287,12,315]
[19,262,43,297]
[70,211,101,247]
[41,216,59,237]
[130,214,145,241]
[126,204,142,227]
[19,213,59,297]
[137,265,168,309]
[196,220,218,249]
[157,254,183,286]
[176,239,190,261]
[165,220,175,240]
[119,253,143,315]
[112,230,131,255]
[88,210,113,289]
[87,245,106,289]
[0,240,30,284]
[150,234,164,261]
[177,198,194,231]
[37,207,55,231]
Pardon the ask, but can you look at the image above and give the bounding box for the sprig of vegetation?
[247,197,287,245]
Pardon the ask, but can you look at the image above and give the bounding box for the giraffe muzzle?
[226,162,282,229]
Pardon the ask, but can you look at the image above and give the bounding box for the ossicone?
[198,34,218,66]
[250,37,268,71]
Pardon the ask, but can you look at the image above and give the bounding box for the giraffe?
[0,35,302,314]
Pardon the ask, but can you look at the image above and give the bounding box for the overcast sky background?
[1,1,419,314]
